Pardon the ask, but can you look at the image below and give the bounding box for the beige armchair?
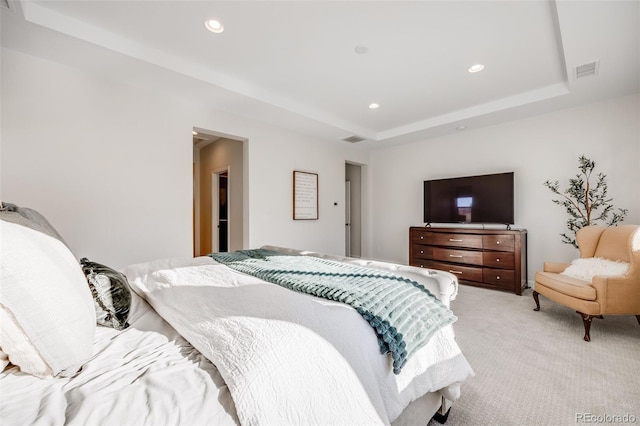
[533,224,640,341]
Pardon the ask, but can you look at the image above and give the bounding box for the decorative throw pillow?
[561,257,630,282]
[0,220,95,377]
[80,258,132,330]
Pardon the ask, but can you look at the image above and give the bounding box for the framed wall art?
[293,171,318,220]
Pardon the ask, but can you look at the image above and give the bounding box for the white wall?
[1,48,370,268]
[3,46,637,278]
[245,124,364,253]
[370,94,640,285]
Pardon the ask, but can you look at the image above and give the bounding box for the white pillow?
[0,220,96,377]
[561,257,630,282]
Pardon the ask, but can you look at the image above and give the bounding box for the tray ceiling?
[1,1,638,146]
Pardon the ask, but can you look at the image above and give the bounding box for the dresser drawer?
[483,234,515,252]
[432,261,483,283]
[433,233,483,249]
[411,230,434,245]
[411,259,434,269]
[483,269,515,288]
[433,247,482,266]
[412,246,433,260]
[482,251,515,269]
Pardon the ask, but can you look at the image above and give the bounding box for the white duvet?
[0,288,239,426]
[125,256,474,426]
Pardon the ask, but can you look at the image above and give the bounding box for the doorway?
[193,129,245,256]
[345,162,362,258]
[212,169,229,253]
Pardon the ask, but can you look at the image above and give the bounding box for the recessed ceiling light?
[468,64,484,73]
[205,19,224,33]
[369,103,380,109]
[193,131,198,135]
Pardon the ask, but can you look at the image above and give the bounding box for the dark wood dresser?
[409,226,528,295]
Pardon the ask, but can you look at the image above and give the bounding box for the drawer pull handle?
[449,270,463,275]
[420,250,424,254]
[496,276,501,280]
[420,236,424,240]
[496,258,500,262]
[449,254,463,258]
[449,239,463,242]
[497,241,501,244]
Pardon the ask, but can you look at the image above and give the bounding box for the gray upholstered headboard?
[0,202,69,247]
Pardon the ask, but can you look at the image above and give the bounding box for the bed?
[0,203,474,425]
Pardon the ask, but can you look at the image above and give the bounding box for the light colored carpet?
[428,284,640,426]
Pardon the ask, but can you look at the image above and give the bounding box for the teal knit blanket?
[210,249,457,374]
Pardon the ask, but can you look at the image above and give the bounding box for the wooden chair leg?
[577,311,594,342]
[532,291,541,311]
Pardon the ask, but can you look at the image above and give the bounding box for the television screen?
[423,172,514,224]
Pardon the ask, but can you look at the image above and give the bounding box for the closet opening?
[346,162,363,258]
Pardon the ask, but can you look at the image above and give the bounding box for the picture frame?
[293,171,318,220]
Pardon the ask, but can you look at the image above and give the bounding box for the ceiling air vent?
[342,135,366,143]
[575,61,600,79]
[0,0,12,10]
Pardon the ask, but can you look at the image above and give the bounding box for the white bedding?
[1,253,473,426]
[125,255,474,425]
[0,290,239,426]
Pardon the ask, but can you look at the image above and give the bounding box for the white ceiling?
[1,1,639,146]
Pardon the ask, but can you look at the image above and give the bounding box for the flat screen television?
[423,172,514,225]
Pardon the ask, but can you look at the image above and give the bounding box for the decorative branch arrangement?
[544,155,628,248]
